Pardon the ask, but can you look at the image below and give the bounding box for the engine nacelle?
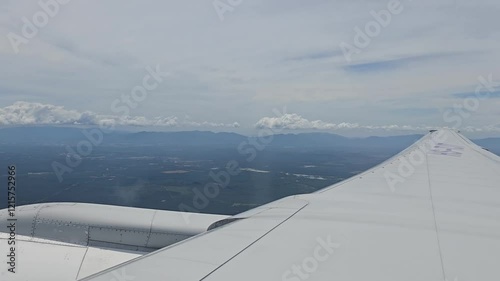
[0,203,229,252]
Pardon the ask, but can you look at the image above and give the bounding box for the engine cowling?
[0,203,229,252]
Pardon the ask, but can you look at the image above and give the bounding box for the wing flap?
[0,234,143,281]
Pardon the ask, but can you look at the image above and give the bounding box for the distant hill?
[0,126,85,145]
[0,127,497,153]
[105,131,247,146]
[0,127,247,146]
[268,133,423,151]
[474,138,500,153]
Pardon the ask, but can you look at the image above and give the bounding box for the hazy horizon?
[2,124,500,138]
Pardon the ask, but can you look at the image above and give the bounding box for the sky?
[0,0,499,137]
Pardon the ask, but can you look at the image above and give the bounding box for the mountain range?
[0,127,498,153]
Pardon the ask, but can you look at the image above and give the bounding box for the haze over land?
[0,127,498,214]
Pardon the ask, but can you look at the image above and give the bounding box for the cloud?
[255,113,500,132]
[285,49,344,62]
[0,102,238,128]
[0,101,89,125]
[342,53,457,73]
[185,121,240,128]
[463,124,500,133]
[452,90,500,99]
[255,113,361,130]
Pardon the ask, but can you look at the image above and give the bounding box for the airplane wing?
[2,129,500,280]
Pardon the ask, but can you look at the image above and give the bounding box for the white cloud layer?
[255,113,500,132]
[0,102,240,128]
[255,113,361,130]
